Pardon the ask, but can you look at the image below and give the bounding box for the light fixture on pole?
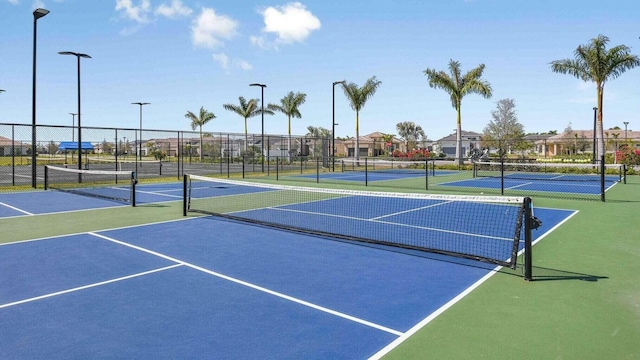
[592,107,597,164]
[623,121,629,141]
[249,83,266,172]
[31,7,49,188]
[69,112,77,141]
[332,80,346,171]
[59,51,91,180]
[132,102,150,176]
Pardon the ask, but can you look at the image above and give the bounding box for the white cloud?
[8,0,19,4]
[32,0,45,8]
[213,53,252,72]
[115,0,151,24]
[213,53,230,70]
[155,0,192,19]
[234,59,253,71]
[257,2,320,44]
[191,8,238,49]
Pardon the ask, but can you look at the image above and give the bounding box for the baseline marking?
[0,264,182,309]
[89,231,403,336]
[0,202,34,216]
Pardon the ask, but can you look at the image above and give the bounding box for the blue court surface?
[437,176,619,195]
[0,187,576,358]
[0,183,185,218]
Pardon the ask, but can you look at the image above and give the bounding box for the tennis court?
[0,179,575,358]
[436,175,620,195]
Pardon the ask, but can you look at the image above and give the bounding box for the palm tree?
[341,76,382,161]
[267,91,307,162]
[223,96,274,153]
[184,106,216,161]
[424,60,492,165]
[306,126,331,157]
[550,34,640,160]
[396,121,426,152]
[380,133,395,156]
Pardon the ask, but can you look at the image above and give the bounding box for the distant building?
[433,131,482,158]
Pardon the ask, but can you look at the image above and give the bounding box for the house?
[433,131,482,158]
[337,132,407,158]
[0,136,29,156]
[533,129,640,157]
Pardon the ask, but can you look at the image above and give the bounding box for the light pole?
[69,112,77,141]
[249,83,266,172]
[623,121,629,141]
[59,51,91,177]
[592,107,597,164]
[31,8,49,188]
[132,102,150,175]
[332,80,346,171]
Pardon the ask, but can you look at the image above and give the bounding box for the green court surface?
[1,175,638,359]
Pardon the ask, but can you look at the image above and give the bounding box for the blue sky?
[1,0,639,141]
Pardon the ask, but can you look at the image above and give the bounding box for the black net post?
[365,158,368,186]
[242,156,245,178]
[316,157,320,184]
[131,172,136,207]
[524,196,533,281]
[44,165,49,190]
[425,159,428,190]
[182,174,188,216]
[600,155,605,202]
[276,156,279,181]
[500,157,505,195]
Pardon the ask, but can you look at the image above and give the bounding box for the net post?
[131,171,136,207]
[365,158,368,186]
[623,164,627,184]
[600,155,605,202]
[242,156,245,178]
[276,156,279,180]
[425,159,428,190]
[316,156,320,183]
[500,158,505,195]
[524,196,533,281]
[182,174,188,216]
[44,165,49,190]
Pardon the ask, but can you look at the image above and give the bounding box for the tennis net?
[340,158,433,176]
[473,161,625,182]
[183,175,535,276]
[44,165,137,206]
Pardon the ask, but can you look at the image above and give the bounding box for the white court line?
[0,264,182,309]
[369,208,581,359]
[0,201,34,216]
[371,201,453,220]
[89,231,404,337]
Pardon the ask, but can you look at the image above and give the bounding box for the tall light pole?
[592,107,597,164]
[332,80,346,171]
[623,121,629,141]
[250,83,266,172]
[31,8,49,188]
[69,112,77,141]
[132,102,150,176]
[59,51,91,177]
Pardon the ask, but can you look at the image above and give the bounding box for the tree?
[396,122,426,152]
[550,34,640,159]
[223,97,274,153]
[481,99,525,156]
[341,76,382,161]
[267,91,307,162]
[184,106,216,161]
[380,133,395,156]
[306,126,331,157]
[424,60,493,164]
